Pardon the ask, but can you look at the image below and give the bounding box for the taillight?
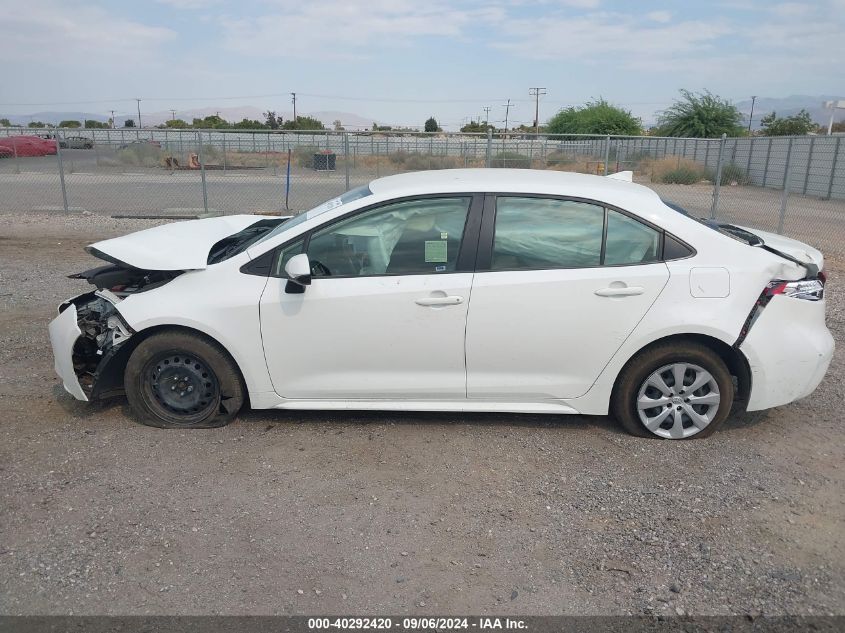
[765,278,824,301]
[818,268,827,285]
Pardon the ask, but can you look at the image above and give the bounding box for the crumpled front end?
[48,291,134,401]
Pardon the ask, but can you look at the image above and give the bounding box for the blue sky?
[1,0,843,128]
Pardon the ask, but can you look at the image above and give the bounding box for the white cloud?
[560,0,602,7]
[0,0,175,66]
[219,0,504,59]
[156,0,221,8]
[646,10,672,23]
[494,14,732,66]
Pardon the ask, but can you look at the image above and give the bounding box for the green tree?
[759,109,815,136]
[231,118,266,129]
[264,111,280,129]
[655,90,744,137]
[0,118,10,127]
[424,117,439,132]
[281,116,326,130]
[333,120,345,131]
[164,118,189,128]
[192,114,229,128]
[546,99,642,135]
[124,119,136,128]
[84,119,109,129]
[27,121,46,128]
[460,121,495,133]
[59,120,81,128]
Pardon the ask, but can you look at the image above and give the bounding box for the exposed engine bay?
[69,263,183,297]
[57,216,288,399]
[62,261,189,397]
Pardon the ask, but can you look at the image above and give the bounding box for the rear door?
[465,194,670,400]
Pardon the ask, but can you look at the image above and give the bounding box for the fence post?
[603,135,610,175]
[485,128,492,168]
[802,136,815,195]
[12,136,20,174]
[196,130,209,216]
[710,134,727,219]
[55,130,69,212]
[762,137,773,187]
[344,132,350,192]
[745,137,754,176]
[827,136,841,199]
[221,133,227,173]
[778,137,794,234]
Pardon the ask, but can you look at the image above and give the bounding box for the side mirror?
[284,253,312,287]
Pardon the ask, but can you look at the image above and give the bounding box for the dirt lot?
[0,211,843,616]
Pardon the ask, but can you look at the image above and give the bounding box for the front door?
[259,195,481,400]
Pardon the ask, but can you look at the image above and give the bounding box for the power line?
[503,99,512,134]
[529,87,547,134]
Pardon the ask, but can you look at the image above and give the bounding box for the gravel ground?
[0,211,843,616]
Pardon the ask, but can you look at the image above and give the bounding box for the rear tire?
[124,330,244,429]
[610,342,733,440]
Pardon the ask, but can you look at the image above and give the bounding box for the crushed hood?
[736,225,825,272]
[87,215,276,270]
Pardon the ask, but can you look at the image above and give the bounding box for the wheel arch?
[610,333,751,406]
[89,324,249,405]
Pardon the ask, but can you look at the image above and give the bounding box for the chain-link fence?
[1,127,844,258]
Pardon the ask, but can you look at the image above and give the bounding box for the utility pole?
[482,106,491,126]
[291,92,297,122]
[529,87,547,134]
[109,110,116,129]
[170,109,177,121]
[747,95,757,135]
[503,99,512,134]
[135,98,142,128]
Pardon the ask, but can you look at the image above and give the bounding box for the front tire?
[611,342,734,439]
[124,330,244,429]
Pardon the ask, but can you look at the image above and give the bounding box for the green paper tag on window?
[424,240,448,263]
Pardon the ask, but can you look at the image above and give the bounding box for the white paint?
[88,214,275,270]
[47,168,835,423]
[689,267,731,298]
[47,303,88,402]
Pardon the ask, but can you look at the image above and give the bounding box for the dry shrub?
[643,156,708,184]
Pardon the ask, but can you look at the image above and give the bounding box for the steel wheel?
[636,362,721,439]
[142,352,220,425]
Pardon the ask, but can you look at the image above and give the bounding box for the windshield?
[252,184,373,248]
[662,199,761,246]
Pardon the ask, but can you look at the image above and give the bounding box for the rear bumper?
[48,303,89,402]
[740,295,834,411]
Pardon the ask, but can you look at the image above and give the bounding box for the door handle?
[415,295,464,306]
[595,286,645,297]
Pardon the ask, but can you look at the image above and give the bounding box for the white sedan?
[48,169,834,439]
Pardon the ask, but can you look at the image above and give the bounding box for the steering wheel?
[310,260,332,277]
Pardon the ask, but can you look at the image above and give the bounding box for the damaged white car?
[49,169,834,439]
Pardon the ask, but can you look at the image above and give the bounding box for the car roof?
[367,168,661,208]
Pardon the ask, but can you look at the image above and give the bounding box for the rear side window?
[491,197,604,270]
[604,209,661,265]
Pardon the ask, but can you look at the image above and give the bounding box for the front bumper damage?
[48,290,134,401]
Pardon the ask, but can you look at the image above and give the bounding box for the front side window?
[305,197,471,277]
[272,238,304,277]
[491,197,604,270]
